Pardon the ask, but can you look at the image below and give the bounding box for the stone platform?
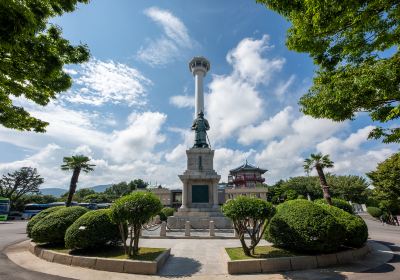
[167,207,232,229]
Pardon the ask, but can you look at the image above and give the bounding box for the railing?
[232,175,265,182]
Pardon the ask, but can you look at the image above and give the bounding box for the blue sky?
[0,0,396,189]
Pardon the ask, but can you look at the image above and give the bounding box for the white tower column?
[189,57,210,117]
[194,71,205,117]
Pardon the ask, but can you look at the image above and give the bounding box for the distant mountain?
[39,188,66,197]
[88,184,112,193]
[39,184,112,197]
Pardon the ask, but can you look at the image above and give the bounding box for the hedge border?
[224,243,370,274]
[28,242,170,275]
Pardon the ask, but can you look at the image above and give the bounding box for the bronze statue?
[191,111,210,148]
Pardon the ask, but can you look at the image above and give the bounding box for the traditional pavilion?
[228,161,267,188]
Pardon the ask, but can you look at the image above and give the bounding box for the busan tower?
[167,57,231,229]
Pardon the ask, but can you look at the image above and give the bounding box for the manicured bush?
[159,207,175,222]
[314,198,354,214]
[222,196,275,256]
[31,206,88,244]
[27,206,64,238]
[367,206,382,218]
[266,199,345,254]
[319,204,368,248]
[110,191,162,256]
[65,209,122,249]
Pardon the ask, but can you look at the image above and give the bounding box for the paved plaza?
[1,218,399,280]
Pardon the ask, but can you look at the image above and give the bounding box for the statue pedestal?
[167,148,232,229]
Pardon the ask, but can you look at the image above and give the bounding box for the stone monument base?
[167,207,232,229]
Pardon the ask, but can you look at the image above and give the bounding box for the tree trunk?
[239,235,251,256]
[119,223,128,255]
[316,165,332,205]
[133,226,141,255]
[66,168,80,207]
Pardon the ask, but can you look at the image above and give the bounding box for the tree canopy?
[0,167,44,207]
[257,0,400,143]
[0,0,90,132]
[367,152,400,215]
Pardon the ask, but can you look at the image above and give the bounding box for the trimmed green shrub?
[159,207,175,222]
[110,191,163,256]
[222,196,275,256]
[367,206,382,218]
[31,206,88,244]
[27,206,64,238]
[65,209,122,249]
[314,198,354,214]
[266,199,345,254]
[319,204,368,248]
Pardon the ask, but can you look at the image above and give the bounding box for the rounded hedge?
[65,209,122,249]
[159,207,175,222]
[222,196,275,221]
[314,198,354,214]
[31,206,88,244]
[27,206,64,238]
[319,204,368,248]
[367,206,382,218]
[265,199,345,254]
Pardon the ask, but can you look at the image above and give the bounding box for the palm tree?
[304,153,334,205]
[61,155,95,207]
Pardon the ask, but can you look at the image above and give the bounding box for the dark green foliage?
[222,196,275,256]
[0,0,90,132]
[367,206,382,218]
[82,193,112,203]
[266,199,345,254]
[65,209,122,249]
[314,198,354,214]
[0,167,44,208]
[159,207,175,222]
[367,153,400,216]
[110,192,162,256]
[319,204,368,248]
[31,206,88,243]
[104,179,148,199]
[257,0,400,143]
[328,175,369,204]
[26,206,64,237]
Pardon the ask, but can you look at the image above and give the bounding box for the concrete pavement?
[1,216,399,279]
[0,221,72,280]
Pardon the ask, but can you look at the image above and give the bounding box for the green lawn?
[226,246,297,260]
[40,244,166,261]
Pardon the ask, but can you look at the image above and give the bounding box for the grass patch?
[226,245,297,260]
[39,244,166,261]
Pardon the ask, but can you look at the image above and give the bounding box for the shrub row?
[265,199,368,254]
[314,198,354,214]
[29,206,123,249]
[367,206,382,218]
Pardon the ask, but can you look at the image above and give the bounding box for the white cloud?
[169,95,194,108]
[206,35,285,143]
[107,112,167,162]
[64,59,151,106]
[238,106,293,145]
[274,75,296,98]
[255,115,348,183]
[226,34,285,85]
[137,7,195,66]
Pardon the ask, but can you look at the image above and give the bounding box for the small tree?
[109,191,162,256]
[304,153,334,205]
[222,196,275,256]
[0,167,44,208]
[61,155,95,207]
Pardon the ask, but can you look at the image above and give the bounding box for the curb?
[225,243,370,274]
[28,242,170,275]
